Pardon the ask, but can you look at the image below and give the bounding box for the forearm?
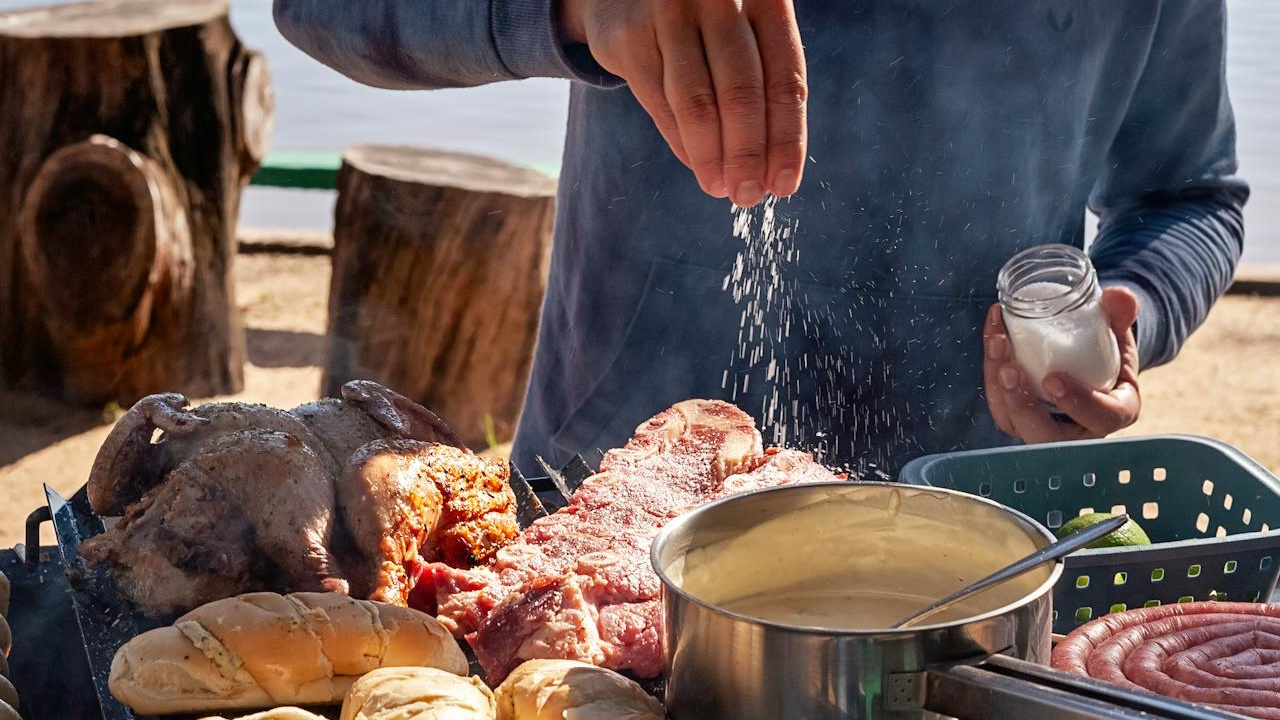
[1090,184,1248,369]
[273,0,617,90]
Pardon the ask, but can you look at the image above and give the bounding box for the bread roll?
[340,667,495,720]
[0,614,10,657]
[198,709,327,720]
[0,675,16,711]
[0,648,8,679]
[0,698,17,720]
[110,592,467,715]
[0,570,9,617]
[495,660,665,720]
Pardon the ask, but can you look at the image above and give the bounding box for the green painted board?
[251,150,342,189]
[251,151,561,190]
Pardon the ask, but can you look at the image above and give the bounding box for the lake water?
[3,0,1277,262]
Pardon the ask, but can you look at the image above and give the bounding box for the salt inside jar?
[997,244,1121,404]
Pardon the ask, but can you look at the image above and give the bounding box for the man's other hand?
[983,287,1142,443]
[559,0,807,206]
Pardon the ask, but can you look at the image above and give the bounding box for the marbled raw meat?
[410,400,841,682]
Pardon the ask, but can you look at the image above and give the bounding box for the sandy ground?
[1,253,1277,546]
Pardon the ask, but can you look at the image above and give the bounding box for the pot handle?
[923,655,1239,720]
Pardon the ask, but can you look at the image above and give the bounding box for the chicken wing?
[87,393,206,516]
[340,381,465,448]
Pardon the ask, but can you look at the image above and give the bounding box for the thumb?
[1101,286,1140,335]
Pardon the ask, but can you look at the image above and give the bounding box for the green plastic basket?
[899,435,1280,635]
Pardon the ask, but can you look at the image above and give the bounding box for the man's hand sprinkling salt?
[983,288,1142,443]
[557,0,808,207]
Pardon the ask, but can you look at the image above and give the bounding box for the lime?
[1056,512,1151,548]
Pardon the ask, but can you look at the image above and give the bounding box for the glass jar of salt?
[996,244,1121,404]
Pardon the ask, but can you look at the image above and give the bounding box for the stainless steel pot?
[651,482,1062,720]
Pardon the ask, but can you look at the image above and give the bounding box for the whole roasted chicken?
[80,381,519,616]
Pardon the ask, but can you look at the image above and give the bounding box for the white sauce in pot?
[722,588,992,630]
[670,487,1053,631]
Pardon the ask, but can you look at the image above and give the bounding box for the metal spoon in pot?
[890,513,1131,630]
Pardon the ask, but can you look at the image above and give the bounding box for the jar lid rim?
[997,244,1098,318]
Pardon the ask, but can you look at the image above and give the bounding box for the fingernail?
[999,367,1020,391]
[709,179,729,198]
[771,169,799,197]
[985,336,1005,361]
[734,181,764,206]
[1044,376,1067,399]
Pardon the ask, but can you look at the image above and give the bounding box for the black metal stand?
[1,540,99,719]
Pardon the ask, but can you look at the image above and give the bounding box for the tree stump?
[323,147,557,449]
[0,0,274,404]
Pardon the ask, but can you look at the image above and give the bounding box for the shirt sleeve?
[272,0,622,90]
[1088,0,1249,370]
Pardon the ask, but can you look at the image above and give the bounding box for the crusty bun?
[0,698,17,720]
[0,570,9,616]
[0,675,16,711]
[495,660,665,720]
[0,648,8,679]
[0,614,10,657]
[198,709,327,720]
[340,667,495,720]
[110,592,467,715]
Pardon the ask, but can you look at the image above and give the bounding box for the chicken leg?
[87,393,208,515]
[340,381,465,449]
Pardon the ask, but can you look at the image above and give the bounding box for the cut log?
[18,136,193,400]
[323,146,557,449]
[0,0,273,404]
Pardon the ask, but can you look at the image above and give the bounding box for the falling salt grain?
[722,196,802,446]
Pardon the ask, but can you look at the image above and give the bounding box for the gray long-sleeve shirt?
[275,0,1247,475]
